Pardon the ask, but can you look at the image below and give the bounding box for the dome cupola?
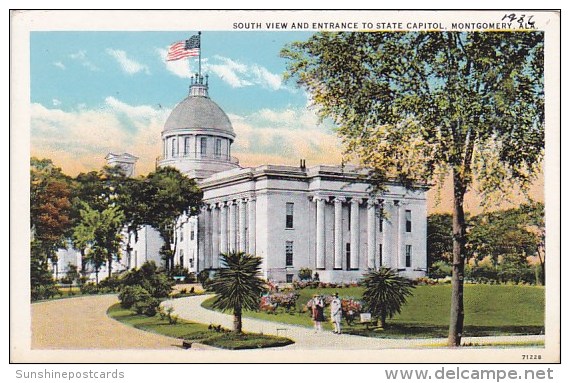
[158,74,240,180]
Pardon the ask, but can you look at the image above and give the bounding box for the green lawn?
[202,284,544,338]
[107,303,294,349]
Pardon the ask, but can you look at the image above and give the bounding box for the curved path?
[166,295,545,350]
[32,295,182,349]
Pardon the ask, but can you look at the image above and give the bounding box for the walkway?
[165,295,545,350]
[32,295,182,349]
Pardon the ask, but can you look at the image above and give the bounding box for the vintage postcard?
[10,10,560,364]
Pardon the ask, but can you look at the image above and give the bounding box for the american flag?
[166,35,200,61]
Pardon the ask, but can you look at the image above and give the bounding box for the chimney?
[300,159,306,170]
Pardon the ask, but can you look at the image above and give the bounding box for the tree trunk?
[448,169,467,347]
[107,258,112,279]
[234,306,242,333]
[380,309,387,329]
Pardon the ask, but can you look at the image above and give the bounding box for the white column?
[248,197,256,254]
[229,201,237,253]
[350,198,361,269]
[367,199,376,270]
[211,203,219,269]
[219,202,228,257]
[315,196,326,270]
[239,198,247,252]
[398,201,406,269]
[333,197,345,270]
[204,206,212,269]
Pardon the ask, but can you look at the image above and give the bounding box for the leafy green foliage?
[139,167,203,270]
[282,32,544,345]
[427,213,454,266]
[30,158,73,301]
[361,267,415,328]
[120,261,174,299]
[282,32,544,194]
[72,202,125,283]
[209,252,267,333]
[297,267,313,281]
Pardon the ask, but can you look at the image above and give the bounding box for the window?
[190,227,195,241]
[215,139,222,158]
[189,258,194,268]
[184,137,191,155]
[285,241,293,267]
[179,250,184,268]
[200,137,207,155]
[285,203,294,229]
[347,206,351,228]
[379,244,383,267]
[379,209,383,232]
[346,243,351,270]
[179,225,184,242]
[405,210,412,232]
[286,274,294,283]
[406,245,412,267]
[171,138,177,157]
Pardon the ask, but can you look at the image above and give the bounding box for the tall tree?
[141,167,203,271]
[282,31,544,346]
[30,157,72,257]
[72,203,125,284]
[209,252,267,333]
[427,213,454,266]
[30,157,73,299]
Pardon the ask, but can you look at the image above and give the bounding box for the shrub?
[169,265,196,283]
[133,297,160,317]
[429,260,452,280]
[80,282,99,295]
[31,284,59,301]
[98,275,122,292]
[118,285,151,309]
[197,269,213,289]
[298,268,313,281]
[259,292,300,313]
[120,261,174,298]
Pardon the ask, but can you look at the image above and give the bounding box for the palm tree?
[361,267,415,328]
[209,251,267,333]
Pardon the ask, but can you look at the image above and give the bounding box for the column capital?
[208,203,217,210]
[351,197,363,205]
[226,200,235,207]
[334,196,347,204]
[367,198,378,207]
[311,195,328,202]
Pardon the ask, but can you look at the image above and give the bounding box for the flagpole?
[198,31,202,79]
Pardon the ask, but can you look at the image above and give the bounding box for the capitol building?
[58,75,428,283]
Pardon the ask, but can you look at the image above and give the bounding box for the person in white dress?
[330,293,342,334]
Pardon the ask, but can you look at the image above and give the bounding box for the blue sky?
[30,31,341,175]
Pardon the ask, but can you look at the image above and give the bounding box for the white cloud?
[52,99,61,106]
[227,106,342,167]
[106,49,150,75]
[53,61,65,70]
[31,99,171,175]
[204,55,285,91]
[157,48,194,79]
[250,64,282,91]
[158,50,287,91]
[69,50,99,71]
